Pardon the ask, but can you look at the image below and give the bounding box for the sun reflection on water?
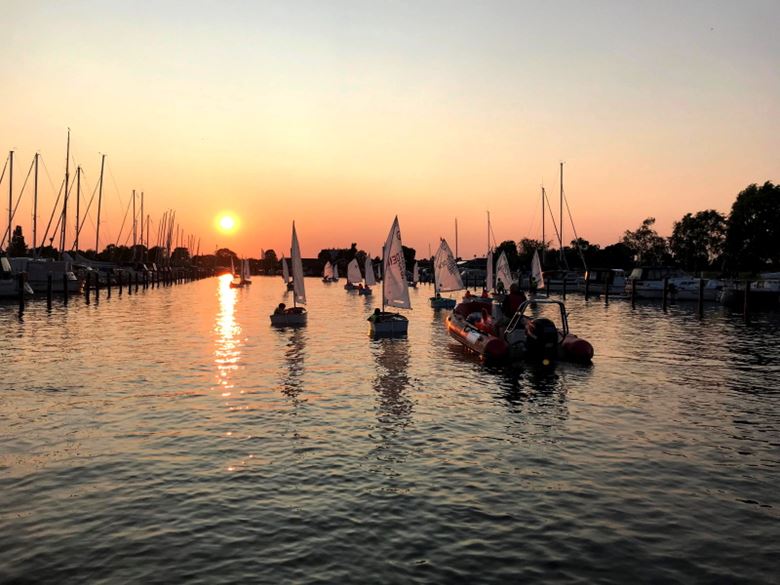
[214,273,242,393]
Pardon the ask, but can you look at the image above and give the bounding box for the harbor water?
[1,275,778,583]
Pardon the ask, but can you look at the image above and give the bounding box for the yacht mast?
[541,186,545,267]
[455,217,459,260]
[61,129,70,254]
[75,166,81,251]
[559,162,564,264]
[33,153,39,255]
[132,189,137,260]
[95,154,105,253]
[7,150,12,251]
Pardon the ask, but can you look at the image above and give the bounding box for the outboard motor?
[524,317,559,359]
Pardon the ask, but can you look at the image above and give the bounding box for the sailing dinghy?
[361,255,375,295]
[270,223,307,326]
[430,239,461,309]
[368,216,411,336]
[282,256,294,290]
[345,258,362,291]
[322,261,334,283]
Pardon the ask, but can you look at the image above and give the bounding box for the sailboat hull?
[368,312,408,336]
[430,297,456,309]
[270,310,308,326]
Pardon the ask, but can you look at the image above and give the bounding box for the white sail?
[531,249,545,290]
[230,256,235,276]
[382,216,411,309]
[495,251,513,291]
[242,259,251,280]
[282,256,290,283]
[412,262,419,284]
[347,258,362,284]
[333,263,339,280]
[364,256,376,286]
[323,261,333,279]
[291,222,306,304]
[486,250,494,292]
[434,239,463,293]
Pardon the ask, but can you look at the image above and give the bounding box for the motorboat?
[0,256,34,298]
[576,268,626,296]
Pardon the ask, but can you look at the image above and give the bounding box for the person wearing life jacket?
[274,303,286,315]
[501,283,527,319]
[481,289,489,299]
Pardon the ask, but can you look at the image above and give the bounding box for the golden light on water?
[214,273,241,392]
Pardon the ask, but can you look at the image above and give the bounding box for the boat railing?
[505,299,570,338]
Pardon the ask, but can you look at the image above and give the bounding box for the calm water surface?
[1,276,778,584]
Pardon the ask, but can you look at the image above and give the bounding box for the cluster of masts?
[1,130,199,265]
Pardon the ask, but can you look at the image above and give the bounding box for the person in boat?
[368,308,382,322]
[481,289,489,298]
[501,283,527,319]
[464,290,473,299]
[274,303,286,315]
[435,292,441,299]
[496,279,506,294]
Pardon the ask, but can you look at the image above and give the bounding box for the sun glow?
[216,213,238,234]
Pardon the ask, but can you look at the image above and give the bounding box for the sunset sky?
[2,1,778,258]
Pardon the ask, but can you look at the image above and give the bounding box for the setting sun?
[216,213,238,235]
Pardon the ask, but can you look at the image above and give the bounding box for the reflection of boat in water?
[280,327,306,399]
[372,337,412,427]
[447,298,593,364]
[270,222,308,326]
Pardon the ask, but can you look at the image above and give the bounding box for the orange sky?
[2,2,778,258]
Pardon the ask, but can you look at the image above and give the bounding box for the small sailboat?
[282,256,294,290]
[241,258,252,285]
[530,249,545,294]
[322,260,334,283]
[345,258,362,291]
[494,250,513,294]
[361,255,375,295]
[229,257,243,288]
[409,261,419,287]
[430,239,462,309]
[271,222,307,326]
[368,216,411,336]
[332,263,340,281]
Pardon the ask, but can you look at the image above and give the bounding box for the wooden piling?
[603,273,610,304]
[562,276,567,300]
[63,273,69,304]
[128,272,132,295]
[631,278,636,308]
[743,280,750,322]
[584,274,590,300]
[107,273,111,298]
[662,276,669,311]
[118,272,123,295]
[135,273,139,292]
[47,273,53,306]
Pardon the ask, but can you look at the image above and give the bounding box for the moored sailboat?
[361,255,375,295]
[368,216,410,336]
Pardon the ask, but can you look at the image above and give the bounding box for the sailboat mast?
[33,153,38,255]
[140,191,144,253]
[559,162,564,264]
[541,186,545,267]
[455,217,459,260]
[7,150,12,251]
[132,189,137,253]
[96,154,105,253]
[75,166,81,252]
[381,245,386,313]
[61,129,70,254]
[487,210,490,252]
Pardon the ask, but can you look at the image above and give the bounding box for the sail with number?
[434,239,463,293]
[531,249,545,290]
[495,251,513,291]
[486,250,494,292]
[347,258,362,284]
[291,222,306,304]
[282,256,290,283]
[382,216,411,309]
[364,256,376,286]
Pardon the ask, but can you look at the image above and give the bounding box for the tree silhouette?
[669,210,726,272]
[724,181,780,272]
[622,218,668,265]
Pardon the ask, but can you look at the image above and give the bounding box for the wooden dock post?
[698,278,705,318]
[584,275,590,300]
[127,272,132,295]
[631,278,636,308]
[84,271,91,301]
[743,280,750,322]
[135,272,139,292]
[662,276,669,311]
[107,273,111,298]
[118,272,123,295]
[603,273,610,304]
[63,273,69,304]
[562,277,567,300]
[46,273,53,306]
